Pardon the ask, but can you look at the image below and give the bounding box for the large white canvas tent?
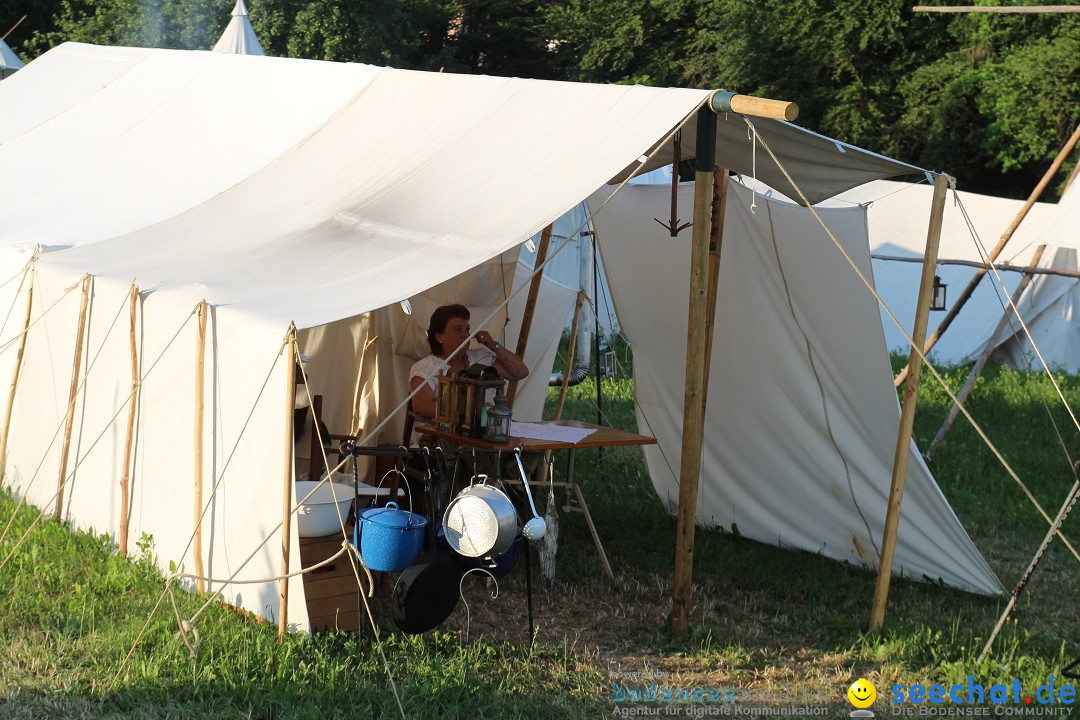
[834,179,1078,371]
[0,43,1001,630]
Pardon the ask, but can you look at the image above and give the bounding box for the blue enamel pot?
[355,501,428,572]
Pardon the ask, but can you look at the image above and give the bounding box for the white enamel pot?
[442,477,519,559]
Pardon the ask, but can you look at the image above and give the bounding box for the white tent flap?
[590,180,1000,595]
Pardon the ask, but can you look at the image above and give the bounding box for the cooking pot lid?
[359,502,428,529]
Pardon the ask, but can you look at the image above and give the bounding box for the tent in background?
[0,37,23,79]
[0,43,997,630]
[833,180,1075,371]
[212,0,265,56]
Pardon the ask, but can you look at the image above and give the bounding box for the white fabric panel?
[1041,180,1080,250]
[590,180,1000,595]
[3,44,708,331]
[3,267,308,629]
[833,180,1060,367]
[0,44,379,249]
[213,0,265,56]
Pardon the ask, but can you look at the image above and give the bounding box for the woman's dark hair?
[427,304,470,355]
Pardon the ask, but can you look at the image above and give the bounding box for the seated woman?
[409,304,529,419]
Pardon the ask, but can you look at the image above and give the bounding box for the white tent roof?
[212,0,265,56]
[0,37,23,73]
[1,44,926,329]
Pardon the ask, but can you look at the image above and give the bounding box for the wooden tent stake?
[926,245,1047,459]
[0,264,33,482]
[870,174,949,632]
[118,285,139,557]
[280,329,297,640]
[193,301,208,594]
[55,275,91,521]
[672,106,717,639]
[895,123,1080,388]
[506,223,552,408]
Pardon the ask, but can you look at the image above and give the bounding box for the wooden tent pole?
[870,174,949,632]
[554,290,587,421]
[913,5,1080,13]
[700,167,730,407]
[193,301,208,594]
[872,254,1080,280]
[280,327,297,640]
[672,106,717,639]
[895,123,1080,387]
[507,224,553,409]
[118,285,139,557]
[926,245,1047,460]
[0,264,34,483]
[55,275,91,521]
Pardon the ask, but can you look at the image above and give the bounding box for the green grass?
[3,340,1080,718]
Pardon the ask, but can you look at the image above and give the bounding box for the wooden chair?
[306,395,356,482]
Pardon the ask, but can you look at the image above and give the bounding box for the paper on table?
[510,422,597,444]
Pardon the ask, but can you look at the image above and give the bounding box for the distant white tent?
[833,180,1078,371]
[212,0,265,56]
[0,37,23,79]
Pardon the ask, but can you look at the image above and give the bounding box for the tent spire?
[0,36,24,79]
[212,0,266,56]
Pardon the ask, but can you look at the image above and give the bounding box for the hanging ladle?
[514,452,547,541]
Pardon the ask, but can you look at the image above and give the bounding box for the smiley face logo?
[848,678,876,708]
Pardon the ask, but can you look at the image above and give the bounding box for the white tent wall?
[590,180,1001,595]
[4,265,307,628]
[833,180,1060,368]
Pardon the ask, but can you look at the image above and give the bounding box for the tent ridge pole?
[55,274,92,521]
[871,173,949,632]
[672,106,717,639]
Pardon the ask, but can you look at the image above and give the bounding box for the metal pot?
[355,501,427,572]
[442,476,519,559]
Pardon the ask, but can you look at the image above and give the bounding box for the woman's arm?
[409,375,438,419]
[475,330,529,381]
